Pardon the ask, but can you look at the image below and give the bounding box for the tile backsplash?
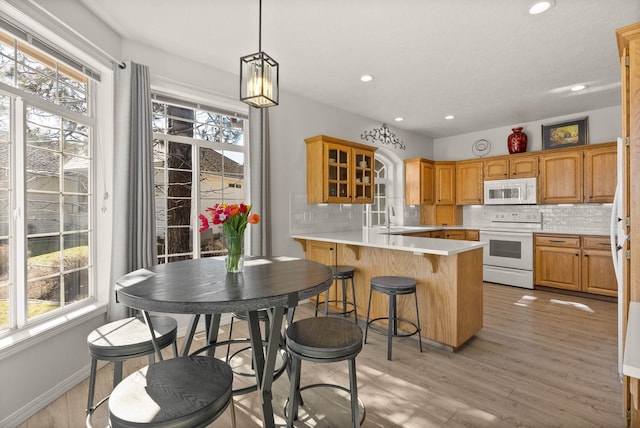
[290,192,613,236]
[463,203,612,235]
[290,193,363,234]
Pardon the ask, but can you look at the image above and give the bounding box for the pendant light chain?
[258,0,262,52]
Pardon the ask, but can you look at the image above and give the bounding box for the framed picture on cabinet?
[542,116,589,150]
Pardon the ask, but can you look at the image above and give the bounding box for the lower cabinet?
[444,230,466,240]
[402,229,478,241]
[303,240,338,303]
[582,236,618,297]
[534,234,616,297]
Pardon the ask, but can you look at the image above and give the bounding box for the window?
[152,98,248,264]
[0,30,94,335]
[370,158,389,226]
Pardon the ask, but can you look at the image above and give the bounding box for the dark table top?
[115,256,333,314]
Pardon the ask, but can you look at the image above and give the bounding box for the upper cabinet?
[584,143,617,203]
[539,150,584,204]
[484,155,539,180]
[539,143,616,204]
[510,155,539,178]
[483,158,509,180]
[305,135,377,204]
[434,162,456,204]
[404,158,434,205]
[455,160,483,205]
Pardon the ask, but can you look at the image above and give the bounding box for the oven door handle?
[480,230,533,240]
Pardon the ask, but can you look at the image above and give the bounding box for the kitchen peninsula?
[291,228,486,350]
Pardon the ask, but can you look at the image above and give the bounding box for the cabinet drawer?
[444,230,466,240]
[582,236,611,249]
[535,234,580,248]
[403,231,432,238]
[465,230,480,241]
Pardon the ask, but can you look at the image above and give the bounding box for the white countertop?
[291,227,486,256]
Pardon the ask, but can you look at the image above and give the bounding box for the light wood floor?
[20,283,624,427]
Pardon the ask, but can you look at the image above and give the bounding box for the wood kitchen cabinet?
[539,150,583,204]
[305,135,376,204]
[510,155,539,178]
[534,234,581,291]
[465,230,480,241]
[539,143,616,204]
[584,142,617,203]
[534,234,616,296]
[430,230,444,239]
[444,230,466,240]
[455,160,483,205]
[298,239,338,304]
[402,229,476,241]
[582,236,617,297]
[421,204,463,226]
[404,157,434,205]
[483,154,539,180]
[434,162,456,204]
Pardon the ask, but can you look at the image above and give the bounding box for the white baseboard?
[1,364,91,428]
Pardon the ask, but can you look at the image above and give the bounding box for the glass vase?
[224,230,244,273]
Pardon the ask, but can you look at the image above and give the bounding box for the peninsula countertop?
[291,227,486,256]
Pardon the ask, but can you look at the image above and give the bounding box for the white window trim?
[0,21,114,357]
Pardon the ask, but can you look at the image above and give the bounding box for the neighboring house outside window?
[152,97,248,264]
[0,30,94,334]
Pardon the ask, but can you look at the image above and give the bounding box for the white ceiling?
[78,0,639,139]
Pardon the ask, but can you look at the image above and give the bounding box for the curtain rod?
[23,0,126,69]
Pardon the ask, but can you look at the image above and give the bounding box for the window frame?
[151,96,250,264]
[0,26,112,352]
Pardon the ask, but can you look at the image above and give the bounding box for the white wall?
[433,106,621,160]
[120,38,433,259]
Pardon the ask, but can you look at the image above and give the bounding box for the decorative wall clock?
[472,139,491,157]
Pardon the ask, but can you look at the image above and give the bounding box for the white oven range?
[479,211,542,289]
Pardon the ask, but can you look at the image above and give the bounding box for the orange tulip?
[248,213,260,224]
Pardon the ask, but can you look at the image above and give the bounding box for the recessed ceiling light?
[570,84,587,92]
[445,115,455,120]
[394,117,404,122]
[528,0,555,15]
[360,75,373,82]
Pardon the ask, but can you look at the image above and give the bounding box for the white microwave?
[483,177,537,205]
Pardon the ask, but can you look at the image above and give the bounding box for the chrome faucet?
[386,204,396,229]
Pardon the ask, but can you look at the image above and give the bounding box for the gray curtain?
[249,108,271,256]
[108,61,156,320]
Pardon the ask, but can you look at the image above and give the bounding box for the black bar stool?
[86,315,178,415]
[285,317,365,427]
[364,276,423,360]
[108,355,235,427]
[315,265,358,323]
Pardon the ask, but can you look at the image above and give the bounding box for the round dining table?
[115,256,333,428]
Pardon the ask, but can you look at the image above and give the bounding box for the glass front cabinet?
[305,135,377,204]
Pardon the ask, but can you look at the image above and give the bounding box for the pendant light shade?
[240,0,279,108]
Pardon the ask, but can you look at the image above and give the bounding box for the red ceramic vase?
[507,127,527,154]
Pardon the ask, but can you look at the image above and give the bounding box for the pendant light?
[240,0,279,108]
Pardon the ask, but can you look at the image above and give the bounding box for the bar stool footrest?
[283,383,366,426]
[315,299,357,316]
[366,317,421,338]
